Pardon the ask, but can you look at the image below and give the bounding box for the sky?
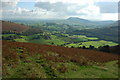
[0,0,119,21]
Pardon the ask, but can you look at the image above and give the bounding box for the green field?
[2,34,16,37]
[69,35,98,40]
[2,33,118,48]
[28,39,47,44]
[65,40,118,48]
[80,40,118,48]
[14,38,28,42]
[88,37,99,40]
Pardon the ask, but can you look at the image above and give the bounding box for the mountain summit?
[67,17,90,23]
[67,17,115,26]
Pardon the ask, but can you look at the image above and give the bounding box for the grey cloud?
[1,2,16,8]
[118,2,120,13]
[35,2,52,11]
[35,2,69,12]
[95,2,118,13]
[34,2,86,16]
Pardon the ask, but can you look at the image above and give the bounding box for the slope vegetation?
[68,26,118,43]
[3,40,118,63]
[2,21,30,33]
[2,40,119,78]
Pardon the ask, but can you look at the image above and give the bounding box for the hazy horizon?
[0,0,119,21]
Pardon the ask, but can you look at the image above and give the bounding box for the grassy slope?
[66,61,118,78]
[2,40,119,78]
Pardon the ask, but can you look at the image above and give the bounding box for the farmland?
[2,33,118,48]
[65,40,118,48]
[1,20,119,78]
[2,21,118,49]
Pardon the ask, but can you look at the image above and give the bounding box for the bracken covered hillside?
[3,40,118,63]
[2,21,30,33]
[2,40,119,78]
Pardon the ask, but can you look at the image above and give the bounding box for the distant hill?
[108,20,119,27]
[9,18,115,29]
[66,17,115,27]
[68,26,118,43]
[66,18,118,42]
[67,17,90,23]
[2,21,31,33]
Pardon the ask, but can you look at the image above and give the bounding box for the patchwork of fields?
[2,33,118,48]
[2,20,119,78]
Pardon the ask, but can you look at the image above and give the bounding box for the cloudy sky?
[0,0,119,21]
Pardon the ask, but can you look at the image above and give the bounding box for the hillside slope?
[3,40,118,63]
[68,26,118,43]
[2,21,31,33]
[109,45,120,54]
[67,17,90,23]
[2,40,119,78]
[66,17,114,26]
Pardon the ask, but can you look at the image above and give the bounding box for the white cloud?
[1,0,20,7]
[36,0,95,5]
[1,0,20,2]
[1,2,17,9]
[34,0,102,19]
[34,0,118,20]
[96,0,119,2]
[101,13,118,20]
[77,5,100,16]
[1,0,20,10]
[0,0,118,20]
[2,7,61,19]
